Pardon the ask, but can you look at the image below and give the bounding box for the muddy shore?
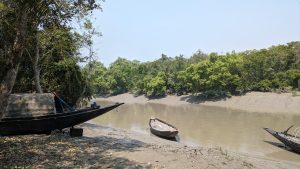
[0,123,299,169]
[96,92,300,114]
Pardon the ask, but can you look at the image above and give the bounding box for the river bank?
[0,123,299,169]
[96,92,300,114]
[1,92,299,168]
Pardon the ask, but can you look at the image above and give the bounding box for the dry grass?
[0,133,151,169]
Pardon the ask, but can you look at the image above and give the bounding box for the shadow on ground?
[178,92,248,104]
[144,93,231,104]
[179,94,228,104]
[0,132,151,169]
[263,140,298,154]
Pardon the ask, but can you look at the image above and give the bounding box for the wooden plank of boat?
[0,102,124,136]
[149,117,178,139]
[264,127,300,154]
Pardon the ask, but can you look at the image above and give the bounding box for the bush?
[257,80,272,92]
[145,72,167,97]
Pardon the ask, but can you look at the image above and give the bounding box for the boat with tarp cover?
[0,93,124,136]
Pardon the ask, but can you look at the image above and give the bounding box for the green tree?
[0,0,101,116]
[145,72,167,97]
[286,69,300,89]
[42,58,85,104]
[106,58,133,94]
[82,61,108,96]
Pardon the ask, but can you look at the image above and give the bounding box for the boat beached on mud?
[149,117,178,139]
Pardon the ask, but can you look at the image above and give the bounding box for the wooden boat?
[264,126,300,154]
[0,102,124,136]
[149,117,178,138]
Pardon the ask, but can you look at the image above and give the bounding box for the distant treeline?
[83,42,300,98]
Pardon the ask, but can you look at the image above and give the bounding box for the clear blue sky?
[89,0,300,66]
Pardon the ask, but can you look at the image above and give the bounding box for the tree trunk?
[0,5,28,118]
[33,66,43,93]
[0,64,20,118]
[33,35,43,93]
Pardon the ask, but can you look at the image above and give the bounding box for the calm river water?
[93,101,300,163]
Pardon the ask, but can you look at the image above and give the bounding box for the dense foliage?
[0,0,102,107]
[84,42,300,98]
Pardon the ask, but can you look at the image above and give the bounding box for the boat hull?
[0,103,124,136]
[264,128,300,154]
[150,127,178,139]
[149,118,178,139]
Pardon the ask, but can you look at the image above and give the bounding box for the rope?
[52,92,75,111]
[292,127,300,138]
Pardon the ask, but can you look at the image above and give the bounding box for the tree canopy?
[84,42,300,98]
[0,0,102,116]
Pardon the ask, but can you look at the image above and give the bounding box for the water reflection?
[94,101,300,163]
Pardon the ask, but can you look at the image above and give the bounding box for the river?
[93,101,300,164]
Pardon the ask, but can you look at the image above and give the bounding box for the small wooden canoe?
[264,127,300,154]
[149,117,178,138]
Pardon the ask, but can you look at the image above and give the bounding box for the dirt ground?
[0,123,299,169]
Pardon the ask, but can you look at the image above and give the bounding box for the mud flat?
[96,92,300,114]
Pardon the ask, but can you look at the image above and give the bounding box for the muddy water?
[93,101,300,163]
